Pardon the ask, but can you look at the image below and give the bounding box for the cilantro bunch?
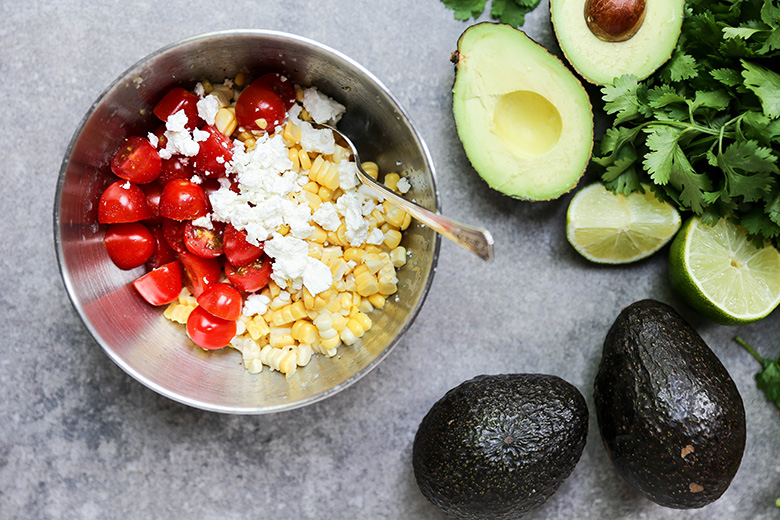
[594,0,780,246]
[440,0,542,28]
[734,336,780,409]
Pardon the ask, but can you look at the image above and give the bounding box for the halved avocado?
[551,0,684,85]
[452,23,593,201]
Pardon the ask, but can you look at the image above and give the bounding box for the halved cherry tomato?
[186,305,237,350]
[153,87,200,130]
[98,180,153,224]
[158,156,194,186]
[140,181,163,223]
[178,251,221,297]
[162,218,187,253]
[223,224,263,266]
[197,283,243,321]
[252,72,296,109]
[224,255,273,293]
[146,225,178,270]
[110,136,161,184]
[184,221,224,258]
[104,222,155,270]
[192,125,233,177]
[153,124,168,150]
[159,179,209,221]
[235,83,286,132]
[132,260,183,306]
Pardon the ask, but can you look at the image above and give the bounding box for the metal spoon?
[314,123,495,262]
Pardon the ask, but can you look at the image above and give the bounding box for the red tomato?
[110,136,161,184]
[153,87,200,130]
[178,251,221,297]
[146,225,178,269]
[252,73,296,109]
[192,125,233,177]
[223,224,263,266]
[132,260,183,306]
[186,305,237,350]
[104,222,155,270]
[184,221,224,258]
[235,83,286,132]
[140,181,163,223]
[98,180,153,224]
[158,156,194,186]
[162,218,187,253]
[159,179,209,221]
[224,255,273,293]
[153,124,168,150]
[197,283,243,321]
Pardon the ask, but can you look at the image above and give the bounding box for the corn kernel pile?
[163,76,412,377]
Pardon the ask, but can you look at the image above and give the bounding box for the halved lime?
[566,183,681,264]
[669,216,780,325]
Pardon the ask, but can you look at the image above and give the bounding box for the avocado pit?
[585,0,646,42]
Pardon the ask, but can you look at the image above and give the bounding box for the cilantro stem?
[734,336,766,365]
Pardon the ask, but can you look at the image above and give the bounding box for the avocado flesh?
[594,299,746,509]
[551,0,684,85]
[452,23,594,201]
[413,374,589,519]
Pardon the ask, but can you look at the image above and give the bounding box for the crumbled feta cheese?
[367,228,385,246]
[336,190,370,246]
[243,293,271,317]
[158,110,200,159]
[302,257,333,295]
[302,87,346,125]
[193,82,206,98]
[299,121,336,155]
[264,233,309,284]
[396,177,411,194]
[191,214,212,229]
[197,95,220,126]
[312,202,341,231]
[147,132,159,148]
[192,128,210,143]
[337,160,359,191]
[190,175,202,184]
[121,181,131,189]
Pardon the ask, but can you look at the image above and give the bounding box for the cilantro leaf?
[718,140,778,201]
[439,0,540,26]
[440,0,486,20]
[742,60,780,118]
[666,51,699,82]
[601,75,649,124]
[734,336,780,408]
[711,68,743,86]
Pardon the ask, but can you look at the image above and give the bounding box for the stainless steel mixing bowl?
[54,30,440,414]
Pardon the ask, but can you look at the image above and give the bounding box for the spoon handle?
[357,169,495,262]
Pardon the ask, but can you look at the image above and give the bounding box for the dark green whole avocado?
[594,299,746,509]
[412,374,588,520]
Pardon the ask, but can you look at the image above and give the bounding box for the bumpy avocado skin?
[594,299,746,509]
[413,374,589,520]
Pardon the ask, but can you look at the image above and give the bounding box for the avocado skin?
[594,299,746,509]
[413,374,588,519]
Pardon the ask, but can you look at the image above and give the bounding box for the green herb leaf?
[440,0,487,20]
[711,68,743,87]
[439,0,540,26]
[734,336,780,408]
[742,60,780,118]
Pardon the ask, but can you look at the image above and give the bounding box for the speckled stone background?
[2,1,778,519]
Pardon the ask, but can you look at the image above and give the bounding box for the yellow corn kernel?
[245,315,270,340]
[308,155,340,191]
[268,282,282,298]
[384,173,401,192]
[313,311,333,331]
[163,303,192,324]
[309,224,328,244]
[357,297,374,314]
[363,253,384,274]
[289,147,301,170]
[320,334,341,350]
[336,224,349,246]
[370,208,386,226]
[343,247,365,263]
[233,72,247,87]
[378,278,398,296]
[308,242,324,260]
[299,190,322,211]
[313,296,328,311]
[383,201,407,229]
[390,246,407,267]
[302,180,319,193]
[340,327,358,346]
[318,185,334,203]
[339,292,353,311]
[331,312,348,332]
[368,293,386,309]
[269,328,295,348]
[325,297,341,313]
[353,264,379,297]
[353,312,372,331]
[244,138,257,152]
[291,320,318,345]
[400,212,412,230]
[328,257,348,281]
[361,161,379,179]
[331,144,351,163]
[295,85,305,102]
[302,288,315,310]
[346,313,371,338]
[384,229,403,249]
[236,130,253,142]
[214,107,237,136]
[200,79,214,94]
[298,149,312,170]
[282,121,301,145]
[278,224,291,236]
[300,108,312,121]
[210,84,234,107]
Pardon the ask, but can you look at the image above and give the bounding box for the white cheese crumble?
[191,214,212,229]
[312,202,341,231]
[197,95,220,126]
[397,177,411,194]
[263,234,333,295]
[302,87,346,125]
[243,293,271,317]
[158,110,200,159]
[147,132,159,148]
[337,160,359,191]
[193,82,206,98]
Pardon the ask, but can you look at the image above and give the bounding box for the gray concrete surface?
[2,1,778,519]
